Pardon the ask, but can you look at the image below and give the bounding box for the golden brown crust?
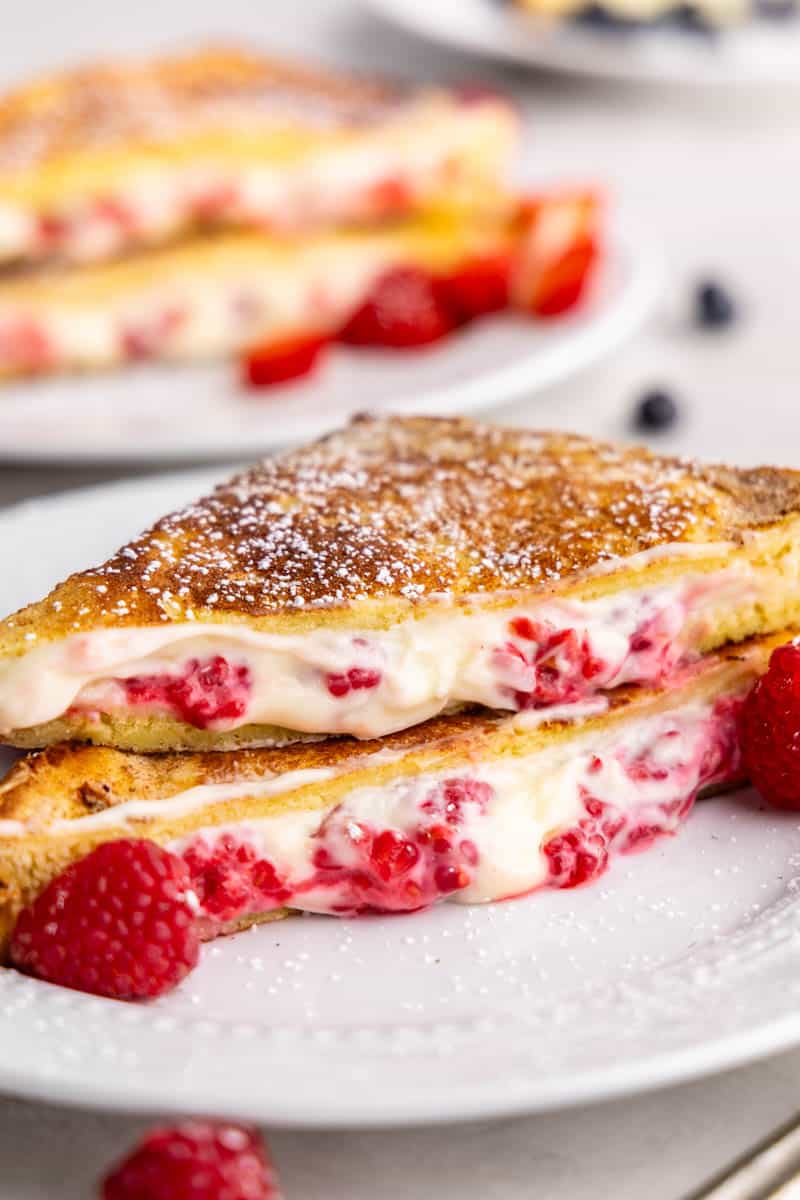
[0,46,402,177]
[4,417,800,660]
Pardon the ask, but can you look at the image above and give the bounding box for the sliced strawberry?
[242,331,329,388]
[530,236,598,318]
[513,191,602,319]
[435,253,512,325]
[338,267,454,349]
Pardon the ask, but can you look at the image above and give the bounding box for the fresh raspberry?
[10,840,199,1000]
[740,641,800,809]
[435,254,511,325]
[338,266,454,348]
[242,331,329,388]
[101,1121,280,1200]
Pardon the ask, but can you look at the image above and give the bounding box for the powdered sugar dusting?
[0,48,412,174]
[12,415,799,638]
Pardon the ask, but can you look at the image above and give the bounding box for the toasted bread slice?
[0,45,518,266]
[2,417,800,752]
[0,208,515,378]
[0,191,598,379]
[0,630,783,955]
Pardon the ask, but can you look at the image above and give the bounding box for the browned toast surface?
[0,45,401,178]
[4,417,800,657]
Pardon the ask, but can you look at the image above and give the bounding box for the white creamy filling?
[162,696,729,913]
[0,103,511,264]
[0,567,754,738]
[1,239,393,371]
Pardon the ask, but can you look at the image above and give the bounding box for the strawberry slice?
[338,267,454,349]
[242,331,329,388]
[435,253,512,325]
[513,191,602,319]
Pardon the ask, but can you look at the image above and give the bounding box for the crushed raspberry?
[544,825,610,888]
[242,332,329,388]
[93,196,139,233]
[310,785,486,915]
[496,621,606,708]
[338,266,454,348]
[101,1120,280,1200]
[740,641,800,809]
[369,829,420,882]
[121,307,186,360]
[10,840,199,1000]
[420,777,493,826]
[36,212,70,247]
[544,700,742,889]
[124,656,252,728]
[191,182,239,222]
[325,666,382,698]
[181,775,494,927]
[0,319,54,373]
[498,606,686,710]
[435,254,511,325]
[182,834,290,931]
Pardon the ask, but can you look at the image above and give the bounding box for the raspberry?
[435,254,511,325]
[101,1121,280,1200]
[10,840,199,1000]
[338,266,454,348]
[740,641,800,809]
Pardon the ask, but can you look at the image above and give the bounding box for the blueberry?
[695,280,737,329]
[634,389,679,433]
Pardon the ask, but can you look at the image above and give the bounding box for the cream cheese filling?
[0,565,755,740]
[162,694,736,915]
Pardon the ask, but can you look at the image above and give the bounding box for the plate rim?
[363,0,800,88]
[4,472,800,1128]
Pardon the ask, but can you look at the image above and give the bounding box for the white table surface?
[2,2,800,1196]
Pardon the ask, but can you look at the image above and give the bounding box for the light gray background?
[1,2,800,1196]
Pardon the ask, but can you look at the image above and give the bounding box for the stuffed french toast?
[0,44,518,267]
[0,631,780,955]
[2,417,800,752]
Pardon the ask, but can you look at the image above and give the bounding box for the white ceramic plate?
[365,0,800,87]
[2,472,800,1127]
[0,236,658,466]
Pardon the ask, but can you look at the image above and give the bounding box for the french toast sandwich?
[0,630,783,956]
[2,417,800,752]
[0,204,536,379]
[0,45,518,267]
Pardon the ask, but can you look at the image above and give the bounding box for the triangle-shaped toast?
[3,418,800,752]
[0,44,517,268]
[0,630,784,954]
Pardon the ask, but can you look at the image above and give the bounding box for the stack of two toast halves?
[0,44,600,384]
[1,414,800,954]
